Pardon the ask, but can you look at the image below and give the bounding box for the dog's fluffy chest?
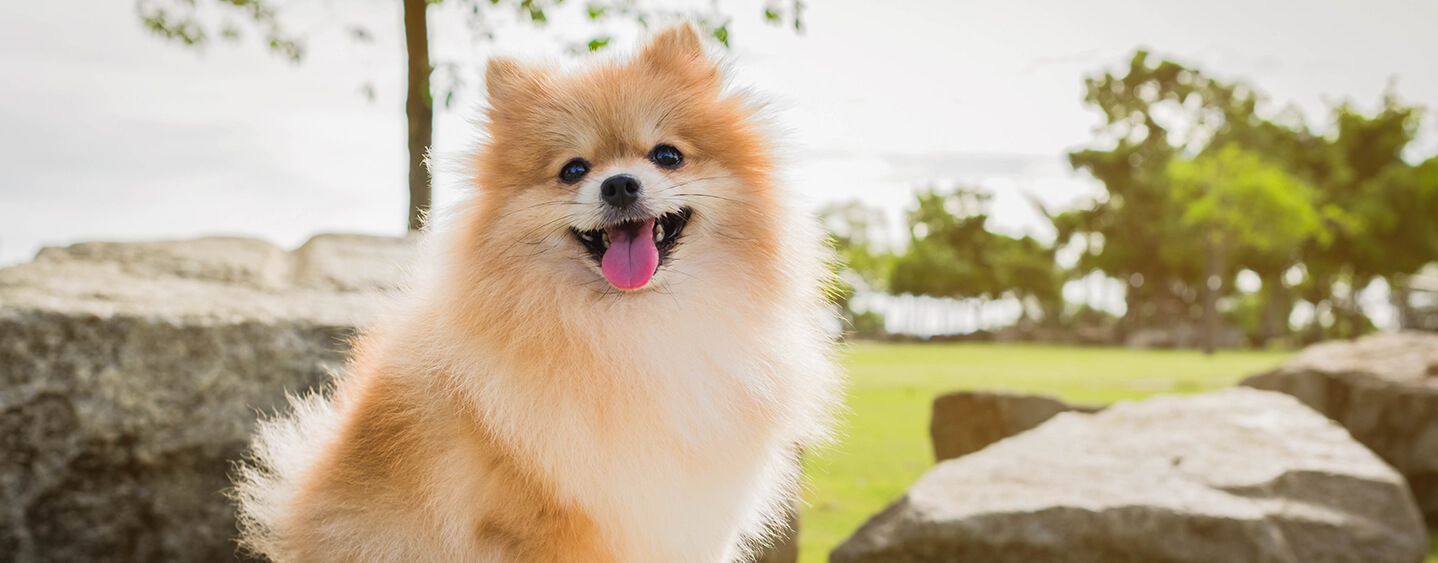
[471,322,809,562]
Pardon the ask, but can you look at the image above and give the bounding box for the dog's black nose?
[600,174,641,209]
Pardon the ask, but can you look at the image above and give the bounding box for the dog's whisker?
[653,175,741,193]
[511,200,587,214]
[500,214,579,257]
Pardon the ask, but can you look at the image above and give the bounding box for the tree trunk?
[1117,277,1140,345]
[1257,271,1290,347]
[1202,232,1223,355]
[1390,275,1415,330]
[403,0,433,232]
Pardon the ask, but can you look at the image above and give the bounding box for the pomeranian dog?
[233,23,840,562]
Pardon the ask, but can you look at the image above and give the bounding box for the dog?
[233,23,841,562]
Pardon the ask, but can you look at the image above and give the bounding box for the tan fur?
[234,23,840,562]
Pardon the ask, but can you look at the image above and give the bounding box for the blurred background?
[3,1,1437,562]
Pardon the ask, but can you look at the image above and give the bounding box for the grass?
[796,342,1295,563]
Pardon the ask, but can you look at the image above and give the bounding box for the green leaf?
[587,37,611,52]
[711,25,728,47]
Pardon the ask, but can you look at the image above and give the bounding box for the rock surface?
[1242,332,1438,524]
[833,388,1428,563]
[0,235,413,562]
[930,391,1099,462]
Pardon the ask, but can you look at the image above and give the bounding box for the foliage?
[1057,51,1260,331]
[137,0,304,61]
[889,187,1063,324]
[1168,144,1321,257]
[1061,50,1438,340]
[137,0,805,91]
[136,0,807,229]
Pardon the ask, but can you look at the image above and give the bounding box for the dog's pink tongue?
[601,218,658,290]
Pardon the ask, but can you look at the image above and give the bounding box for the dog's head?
[458,23,789,303]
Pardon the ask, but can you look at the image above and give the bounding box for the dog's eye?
[559,159,590,184]
[649,144,684,169]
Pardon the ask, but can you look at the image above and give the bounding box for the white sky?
[2,0,1436,269]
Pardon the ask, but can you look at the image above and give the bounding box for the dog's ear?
[637,23,720,89]
[485,57,541,103]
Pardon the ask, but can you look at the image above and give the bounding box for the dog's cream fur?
[233,23,840,562]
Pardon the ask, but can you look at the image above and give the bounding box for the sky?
[1,0,1435,324]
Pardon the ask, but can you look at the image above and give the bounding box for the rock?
[0,235,413,562]
[930,391,1100,462]
[833,388,1427,563]
[1242,331,1438,525]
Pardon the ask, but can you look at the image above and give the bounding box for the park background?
[3,0,1438,562]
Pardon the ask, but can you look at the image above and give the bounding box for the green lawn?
[796,342,1295,563]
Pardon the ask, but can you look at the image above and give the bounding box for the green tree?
[1378,156,1438,328]
[1167,144,1321,353]
[891,188,994,303]
[890,187,1063,332]
[987,234,1064,327]
[1059,50,1260,340]
[136,0,806,231]
[1297,94,1433,338]
[1063,50,1438,346]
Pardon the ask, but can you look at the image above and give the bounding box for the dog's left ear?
[637,23,720,89]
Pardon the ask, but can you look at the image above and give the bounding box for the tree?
[1297,94,1433,338]
[889,186,1064,333]
[1065,49,1438,347]
[891,187,994,303]
[1167,144,1321,353]
[986,234,1064,326]
[137,0,807,231]
[1059,50,1262,340]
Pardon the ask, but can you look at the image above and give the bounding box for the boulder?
[1242,332,1438,524]
[0,235,413,562]
[930,391,1099,462]
[833,388,1427,563]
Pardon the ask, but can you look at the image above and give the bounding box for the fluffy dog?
[233,23,840,562]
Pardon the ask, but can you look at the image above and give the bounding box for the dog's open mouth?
[572,207,692,290]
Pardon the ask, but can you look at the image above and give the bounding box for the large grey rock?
[833,388,1427,563]
[1242,332,1438,524]
[930,391,1099,462]
[0,234,413,562]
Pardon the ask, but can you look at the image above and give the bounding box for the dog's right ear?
[485,57,540,103]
